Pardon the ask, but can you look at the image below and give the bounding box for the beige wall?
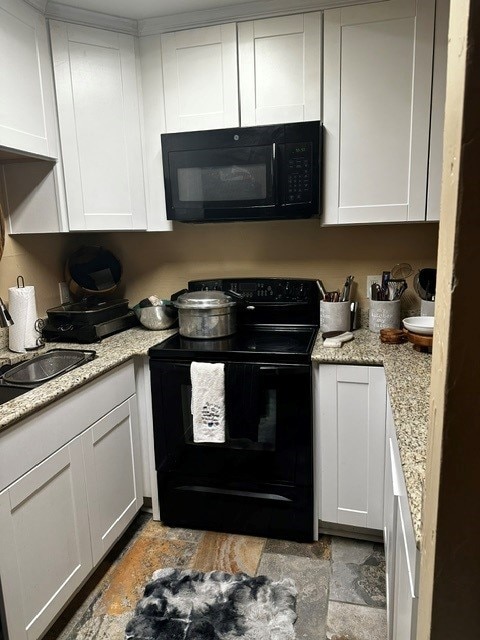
[99,220,439,312]
[0,216,439,316]
[0,225,81,315]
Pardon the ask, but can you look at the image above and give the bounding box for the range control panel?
[188,278,319,304]
[285,142,313,204]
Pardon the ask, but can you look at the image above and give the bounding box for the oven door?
[150,360,313,540]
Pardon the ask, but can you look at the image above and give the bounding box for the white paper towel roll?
[8,285,39,352]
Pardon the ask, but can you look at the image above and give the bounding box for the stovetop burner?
[150,278,320,364]
[149,326,318,364]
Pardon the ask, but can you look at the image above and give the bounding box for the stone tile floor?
[44,513,387,640]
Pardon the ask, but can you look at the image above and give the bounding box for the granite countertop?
[312,328,431,547]
[0,327,177,433]
[1,326,429,547]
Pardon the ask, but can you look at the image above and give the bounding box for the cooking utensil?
[418,268,437,301]
[386,279,407,301]
[65,246,122,299]
[173,290,240,339]
[316,280,327,299]
[134,300,178,330]
[391,262,414,279]
[340,275,354,302]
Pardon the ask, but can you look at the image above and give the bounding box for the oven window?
[181,383,276,451]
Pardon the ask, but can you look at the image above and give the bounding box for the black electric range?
[149,326,317,363]
[148,278,320,541]
[149,277,320,364]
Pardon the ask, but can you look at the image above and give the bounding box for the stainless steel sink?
[1,349,96,387]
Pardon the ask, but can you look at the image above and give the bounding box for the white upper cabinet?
[238,13,322,127]
[161,24,239,132]
[137,35,172,231]
[1,160,69,234]
[0,0,59,158]
[426,0,450,221]
[49,21,147,231]
[323,0,436,225]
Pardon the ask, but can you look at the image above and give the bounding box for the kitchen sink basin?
[0,349,96,403]
[0,384,29,405]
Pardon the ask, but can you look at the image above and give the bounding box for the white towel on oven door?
[190,362,225,443]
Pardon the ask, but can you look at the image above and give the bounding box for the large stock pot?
[173,290,239,339]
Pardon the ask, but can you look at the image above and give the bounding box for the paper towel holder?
[0,298,14,328]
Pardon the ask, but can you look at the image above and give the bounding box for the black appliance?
[149,277,320,542]
[161,121,322,223]
[41,299,138,343]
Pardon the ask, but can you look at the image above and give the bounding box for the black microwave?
[161,121,322,223]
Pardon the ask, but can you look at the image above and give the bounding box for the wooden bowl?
[379,329,408,344]
[405,330,433,353]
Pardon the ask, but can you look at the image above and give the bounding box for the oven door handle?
[177,485,292,502]
[258,365,310,372]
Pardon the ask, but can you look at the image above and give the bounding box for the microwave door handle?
[272,142,279,207]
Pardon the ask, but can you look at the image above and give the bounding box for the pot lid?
[174,290,236,310]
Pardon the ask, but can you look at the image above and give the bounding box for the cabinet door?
[0,438,92,640]
[137,35,172,232]
[384,403,398,640]
[318,365,386,529]
[82,397,143,566]
[0,0,58,158]
[2,160,69,233]
[238,13,321,126]
[426,0,450,221]
[323,0,435,224]
[161,24,238,132]
[49,21,147,231]
[392,502,417,640]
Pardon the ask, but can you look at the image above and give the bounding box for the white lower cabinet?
[0,438,92,640]
[315,364,387,530]
[0,363,143,640]
[82,398,143,565]
[384,397,419,640]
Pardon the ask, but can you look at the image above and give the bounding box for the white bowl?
[403,316,434,336]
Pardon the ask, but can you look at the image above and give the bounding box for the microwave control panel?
[285,143,313,204]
